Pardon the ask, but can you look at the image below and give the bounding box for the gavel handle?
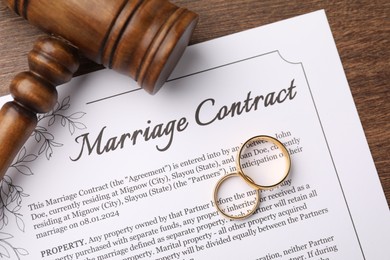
[0,36,79,180]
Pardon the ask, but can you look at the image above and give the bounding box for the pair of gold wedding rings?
[213,135,291,220]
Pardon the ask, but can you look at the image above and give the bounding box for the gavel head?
[7,0,198,94]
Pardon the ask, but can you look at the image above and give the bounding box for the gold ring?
[236,135,291,190]
[213,172,260,220]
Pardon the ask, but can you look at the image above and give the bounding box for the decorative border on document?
[0,96,87,258]
[0,51,365,259]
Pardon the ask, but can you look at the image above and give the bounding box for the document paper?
[0,10,389,260]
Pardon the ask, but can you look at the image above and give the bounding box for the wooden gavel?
[0,0,198,179]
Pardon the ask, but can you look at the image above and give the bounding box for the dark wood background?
[0,0,389,206]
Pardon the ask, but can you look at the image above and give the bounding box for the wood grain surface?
[0,0,389,206]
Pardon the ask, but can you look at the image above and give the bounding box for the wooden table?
[0,0,389,206]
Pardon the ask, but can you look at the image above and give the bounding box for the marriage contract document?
[0,10,388,260]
